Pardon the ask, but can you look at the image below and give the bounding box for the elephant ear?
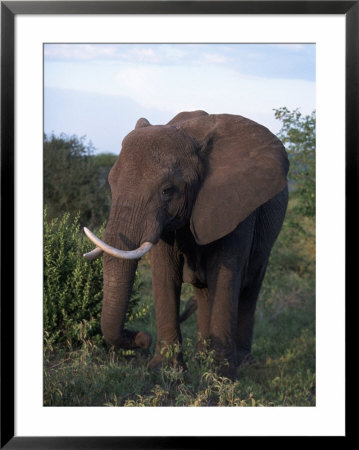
[135,118,151,129]
[183,114,289,245]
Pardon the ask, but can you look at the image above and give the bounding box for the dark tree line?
[44,134,117,228]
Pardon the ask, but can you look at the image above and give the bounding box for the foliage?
[43,210,149,350]
[274,107,316,218]
[92,152,118,188]
[44,134,116,228]
[92,152,118,171]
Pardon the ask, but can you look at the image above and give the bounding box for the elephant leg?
[207,266,241,378]
[236,188,288,366]
[148,235,185,370]
[206,216,256,378]
[194,286,210,350]
[236,260,269,366]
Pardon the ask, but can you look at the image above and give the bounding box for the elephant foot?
[148,345,186,372]
[148,354,165,371]
[105,329,152,350]
[148,355,186,372]
[134,331,152,349]
[237,351,256,367]
[210,353,238,380]
[217,363,238,381]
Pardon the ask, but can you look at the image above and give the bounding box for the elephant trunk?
[101,255,150,349]
[99,219,152,350]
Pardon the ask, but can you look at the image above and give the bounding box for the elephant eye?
[161,186,175,198]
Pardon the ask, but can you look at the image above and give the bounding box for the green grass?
[43,299,315,406]
[43,200,315,407]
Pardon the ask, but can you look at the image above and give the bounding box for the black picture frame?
[1,1,355,447]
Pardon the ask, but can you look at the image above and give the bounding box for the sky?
[44,43,315,155]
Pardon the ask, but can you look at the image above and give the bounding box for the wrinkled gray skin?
[89,110,289,378]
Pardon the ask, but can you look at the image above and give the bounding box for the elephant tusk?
[83,227,153,260]
[83,247,103,261]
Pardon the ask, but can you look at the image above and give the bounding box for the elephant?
[84,110,289,378]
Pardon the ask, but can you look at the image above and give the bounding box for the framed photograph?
[1,1,354,446]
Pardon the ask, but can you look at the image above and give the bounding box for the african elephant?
[84,110,289,378]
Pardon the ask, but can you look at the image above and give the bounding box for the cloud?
[127,47,160,63]
[274,43,307,51]
[114,64,315,121]
[201,53,233,64]
[44,44,315,81]
[44,43,189,65]
[44,44,119,61]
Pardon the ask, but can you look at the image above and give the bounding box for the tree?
[274,107,316,217]
[44,134,116,227]
[92,152,118,188]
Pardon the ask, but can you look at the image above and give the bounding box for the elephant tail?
[179,297,198,323]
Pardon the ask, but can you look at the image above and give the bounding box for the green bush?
[43,210,148,350]
[274,107,316,218]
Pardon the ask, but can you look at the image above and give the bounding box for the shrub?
[43,210,148,350]
[274,107,316,218]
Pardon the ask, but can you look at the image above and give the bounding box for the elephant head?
[84,110,288,351]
